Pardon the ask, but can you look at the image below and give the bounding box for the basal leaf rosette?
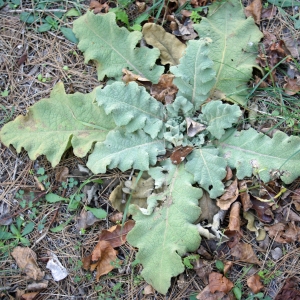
[0,83,115,167]
[73,11,164,83]
[127,159,202,294]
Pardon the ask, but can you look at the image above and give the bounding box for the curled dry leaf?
[89,0,109,14]
[244,0,262,24]
[275,277,300,300]
[231,242,261,265]
[223,261,233,275]
[251,197,273,223]
[197,245,213,260]
[243,211,266,241]
[238,180,252,211]
[99,220,135,248]
[170,146,193,165]
[186,117,207,137]
[226,201,242,247]
[196,285,227,300]
[193,258,212,284]
[55,166,69,182]
[197,191,220,224]
[247,274,264,294]
[20,292,39,300]
[150,74,178,104]
[265,222,300,243]
[144,284,155,295]
[196,224,217,240]
[11,247,44,281]
[217,178,239,210]
[209,272,234,294]
[142,23,186,65]
[291,188,300,211]
[82,240,118,281]
[76,209,102,231]
[283,76,300,95]
[261,5,277,20]
[109,212,123,223]
[225,166,233,181]
[122,68,149,84]
[27,280,48,291]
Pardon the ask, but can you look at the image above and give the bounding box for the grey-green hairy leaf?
[170,38,216,111]
[216,128,300,184]
[200,100,242,139]
[166,96,194,117]
[97,82,165,138]
[185,147,227,198]
[193,0,263,105]
[87,129,166,174]
[73,11,163,83]
[127,159,202,294]
[0,83,115,167]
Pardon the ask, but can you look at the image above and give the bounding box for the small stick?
[7,8,67,13]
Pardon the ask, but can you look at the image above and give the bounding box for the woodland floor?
[1,0,300,299]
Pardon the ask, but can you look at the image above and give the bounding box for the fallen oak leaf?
[209,272,234,294]
[244,0,262,24]
[11,247,44,281]
[247,274,264,294]
[231,242,261,265]
[82,240,118,281]
[142,23,186,66]
[217,178,239,210]
[99,220,135,248]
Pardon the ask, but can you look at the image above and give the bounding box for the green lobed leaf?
[216,128,300,184]
[0,83,116,167]
[87,129,166,174]
[127,159,202,294]
[170,38,216,111]
[200,100,242,139]
[97,82,165,138]
[193,0,263,105]
[185,147,227,198]
[73,11,164,83]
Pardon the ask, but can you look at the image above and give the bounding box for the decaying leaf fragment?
[216,179,239,210]
[239,180,253,211]
[142,23,186,66]
[209,272,234,294]
[82,240,118,281]
[265,222,300,243]
[46,252,68,281]
[283,76,300,95]
[247,274,264,294]
[231,242,261,265]
[99,220,135,248]
[197,191,219,223]
[196,285,227,300]
[11,247,44,281]
[244,0,262,24]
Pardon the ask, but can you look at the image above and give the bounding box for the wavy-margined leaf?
[216,128,300,184]
[127,159,202,294]
[185,147,227,198]
[200,100,242,139]
[87,129,166,174]
[170,38,216,110]
[193,0,263,105]
[97,82,165,138]
[73,11,163,83]
[0,83,115,167]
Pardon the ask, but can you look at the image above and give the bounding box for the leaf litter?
[1,0,300,299]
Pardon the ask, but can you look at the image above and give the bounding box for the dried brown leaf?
[261,5,277,20]
[251,197,273,223]
[55,166,69,182]
[83,240,118,281]
[142,23,186,65]
[196,285,227,300]
[76,209,101,231]
[228,202,241,232]
[231,242,261,265]
[217,179,239,210]
[186,117,207,137]
[245,0,262,24]
[225,166,233,181]
[193,258,212,284]
[21,292,39,300]
[150,74,178,104]
[109,212,123,223]
[170,146,193,165]
[265,222,300,243]
[209,272,234,294]
[99,220,135,248]
[198,191,220,223]
[11,247,44,281]
[275,277,300,299]
[89,0,109,14]
[291,189,300,211]
[238,181,252,211]
[247,274,264,294]
[223,261,233,276]
[283,76,300,95]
